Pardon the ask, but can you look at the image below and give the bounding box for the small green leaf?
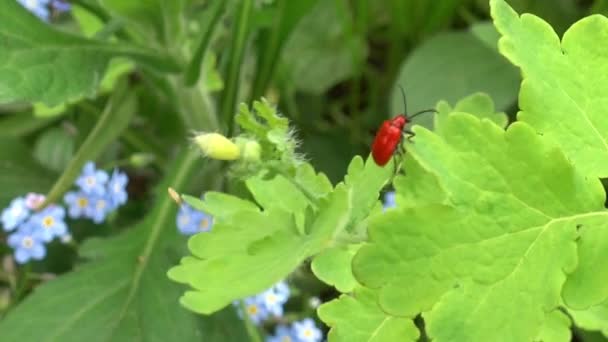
[311,244,361,293]
[492,0,608,177]
[318,287,419,342]
[436,93,508,128]
[535,310,572,342]
[353,113,605,341]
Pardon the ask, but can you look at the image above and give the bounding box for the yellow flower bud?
[193,132,240,160]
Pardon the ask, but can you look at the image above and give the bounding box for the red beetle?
[371,87,436,167]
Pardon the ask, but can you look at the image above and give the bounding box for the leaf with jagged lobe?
[492,0,608,178]
[318,287,419,342]
[353,112,605,342]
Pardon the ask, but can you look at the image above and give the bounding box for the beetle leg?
[404,130,415,142]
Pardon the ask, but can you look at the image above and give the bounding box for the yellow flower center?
[281,336,292,342]
[179,216,190,226]
[266,293,277,304]
[77,197,89,208]
[42,216,54,228]
[303,329,312,337]
[199,218,209,230]
[96,200,106,210]
[86,176,96,187]
[246,304,258,315]
[22,236,34,249]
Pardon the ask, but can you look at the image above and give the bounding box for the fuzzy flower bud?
[193,132,240,161]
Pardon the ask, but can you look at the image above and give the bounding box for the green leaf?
[392,22,519,127]
[33,127,75,172]
[535,310,572,342]
[278,0,367,94]
[168,185,352,314]
[342,156,393,233]
[0,138,54,208]
[0,1,179,106]
[318,287,419,342]
[353,113,605,341]
[491,0,608,177]
[0,150,248,341]
[562,218,608,309]
[311,244,361,293]
[42,83,135,206]
[569,300,608,337]
[436,93,508,128]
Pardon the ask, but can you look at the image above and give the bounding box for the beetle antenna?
[407,108,438,120]
[398,85,408,114]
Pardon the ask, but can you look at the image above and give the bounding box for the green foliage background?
[2,0,608,341]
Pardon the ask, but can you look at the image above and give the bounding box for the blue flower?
[293,318,323,342]
[51,0,70,12]
[85,195,113,224]
[7,223,46,264]
[1,197,30,232]
[30,205,68,242]
[76,162,109,196]
[267,325,296,342]
[242,297,269,325]
[64,191,92,219]
[17,0,50,20]
[259,281,290,317]
[383,191,396,211]
[107,169,128,208]
[176,203,213,236]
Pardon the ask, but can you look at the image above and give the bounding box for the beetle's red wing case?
[371,120,402,166]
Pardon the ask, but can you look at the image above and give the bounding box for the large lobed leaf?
[0,1,178,106]
[492,0,608,177]
[353,112,606,341]
[0,150,248,342]
[169,155,392,315]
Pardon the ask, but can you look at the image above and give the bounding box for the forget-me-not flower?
[260,281,290,317]
[7,223,47,264]
[51,0,70,12]
[1,197,30,232]
[242,296,269,325]
[267,324,296,342]
[383,191,396,211]
[30,205,68,242]
[176,203,213,235]
[76,162,109,196]
[64,191,91,219]
[107,169,128,208]
[17,0,50,20]
[85,195,113,224]
[292,318,323,342]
